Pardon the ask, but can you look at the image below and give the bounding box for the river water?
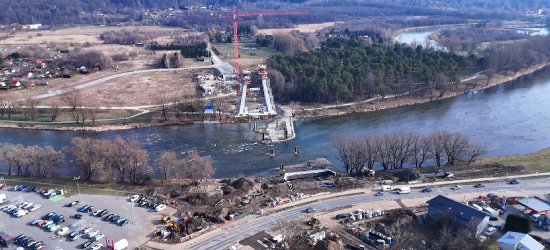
[2,28,550,178]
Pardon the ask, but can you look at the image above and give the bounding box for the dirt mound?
[312,240,340,250]
[375,211,414,236]
[231,177,255,192]
[396,168,425,182]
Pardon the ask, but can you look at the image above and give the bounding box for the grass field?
[0,109,138,123]
[481,148,550,173]
[0,26,188,45]
[258,22,339,35]
[213,42,281,68]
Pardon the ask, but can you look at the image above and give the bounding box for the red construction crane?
[212,6,309,84]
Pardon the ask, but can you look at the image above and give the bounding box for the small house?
[498,232,544,250]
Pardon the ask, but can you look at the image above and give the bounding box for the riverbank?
[292,63,550,120]
[0,119,198,132]
[391,22,476,41]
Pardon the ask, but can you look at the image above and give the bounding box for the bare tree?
[155,94,170,121]
[178,150,215,187]
[60,89,84,123]
[24,98,41,120]
[49,103,60,121]
[157,151,178,180]
[411,134,431,168]
[428,131,447,167]
[374,134,392,170]
[443,132,470,165]
[484,68,496,86]
[65,137,103,181]
[364,135,377,170]
[465,143,487,165]
[191,99,207,122]
[87,102,100,126]
[271,220,308,250]
[332,135,354,173]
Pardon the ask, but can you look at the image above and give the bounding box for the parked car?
[155,204,167,212]
[421,188,433,193]
[306,207,316,213]
[28,204,41,212]
[93,233,105,241]
[0,184,6,189]
[71,233,83,241]
[87,230,99,238]
[90,210,101,216]
[111,215,120,222]
[374,191,384,196]
[66,201,80,207]
[485,227,497,235]
[49,225,60,232]
[69,231,80,238]
[19,185,28,191]
[103,214,114,221]
[336,213,351,219]
[97,209,109,217]
[479,195,488,200]
[119,219,129,226]
[130,195,140,202]
[14,209,29,217]
[488,193,499,198]
[509,179,520,185]
[451,185,462,190]
[22,202,34,210]
[81,227,92,234]
[74,214,84,219]
[91,243,103,250]
[81,241,93,249]
[55,227,70,237]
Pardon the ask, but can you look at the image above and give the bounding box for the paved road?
[185,177,550,250]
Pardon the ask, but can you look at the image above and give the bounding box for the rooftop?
[498,232,544,250]
[427,195,490,222]
[518,196,550,213]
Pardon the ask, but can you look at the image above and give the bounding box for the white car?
[49,225,61,232]
[90,243,103,250]
[90,210,100,216]
[485,227,497,235]
[81,227,93,234]
[130,195,139,202]
[56,227,70,236]
[19,202,30,208]
[452,185,462,190]
[22,202,34,210]
[28,204,41,211]
[93,233,105,241]
[14,210,29,217]
[155,204,167,212]
[87,230,99,238]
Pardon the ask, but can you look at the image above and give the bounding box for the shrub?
[504,214,531,233]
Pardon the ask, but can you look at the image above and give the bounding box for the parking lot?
[0,188,174,250]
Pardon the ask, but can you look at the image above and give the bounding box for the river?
[2,28,550,178]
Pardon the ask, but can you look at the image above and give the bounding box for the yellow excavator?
[161,215,172,224]
[307,217,320,229]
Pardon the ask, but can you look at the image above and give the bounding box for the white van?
[0,193,6,203]
[381,185,393,191]
[397,187,410,194]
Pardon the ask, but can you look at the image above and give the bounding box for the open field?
[213,42,280,69]
[478,147,550,173]
[258,21,340,35]
[0,26,189,45]
[70,69,200,107]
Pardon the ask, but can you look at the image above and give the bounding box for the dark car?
[81,241,93,249]
[488,193,499,198]
[474,183,486,188]
[54,215,65,224]
[69,231,80,238]
[111,215,120,222]
[336,213,350,220]
[421,188,433,193]
[509,179,520,184]
[42,212,55,220]
[103,214,115,221]
[74,213,84,219]
[83,206,94,212]
[374,191,384,196]
[118,219,129,226]
[66,201,80,207]
[98,209,109,217]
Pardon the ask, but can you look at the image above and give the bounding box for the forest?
[267,38,474,103]
[435,26,530,52]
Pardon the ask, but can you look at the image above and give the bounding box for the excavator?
[161,215,172,224]
[307,217,320,229]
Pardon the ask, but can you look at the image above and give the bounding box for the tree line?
[268,38,475,104]
[0,137,215,186]
[150,42,211,58]
[436,26,529,52]
[332,131,486,174]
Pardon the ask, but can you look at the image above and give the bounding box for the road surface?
[182,177,550,250]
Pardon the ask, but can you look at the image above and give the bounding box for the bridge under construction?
[236,64,277,117]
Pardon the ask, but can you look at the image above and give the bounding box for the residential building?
[426,195,490,236]
[498,231,544,250]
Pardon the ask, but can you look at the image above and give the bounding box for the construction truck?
[160,215,171,224]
